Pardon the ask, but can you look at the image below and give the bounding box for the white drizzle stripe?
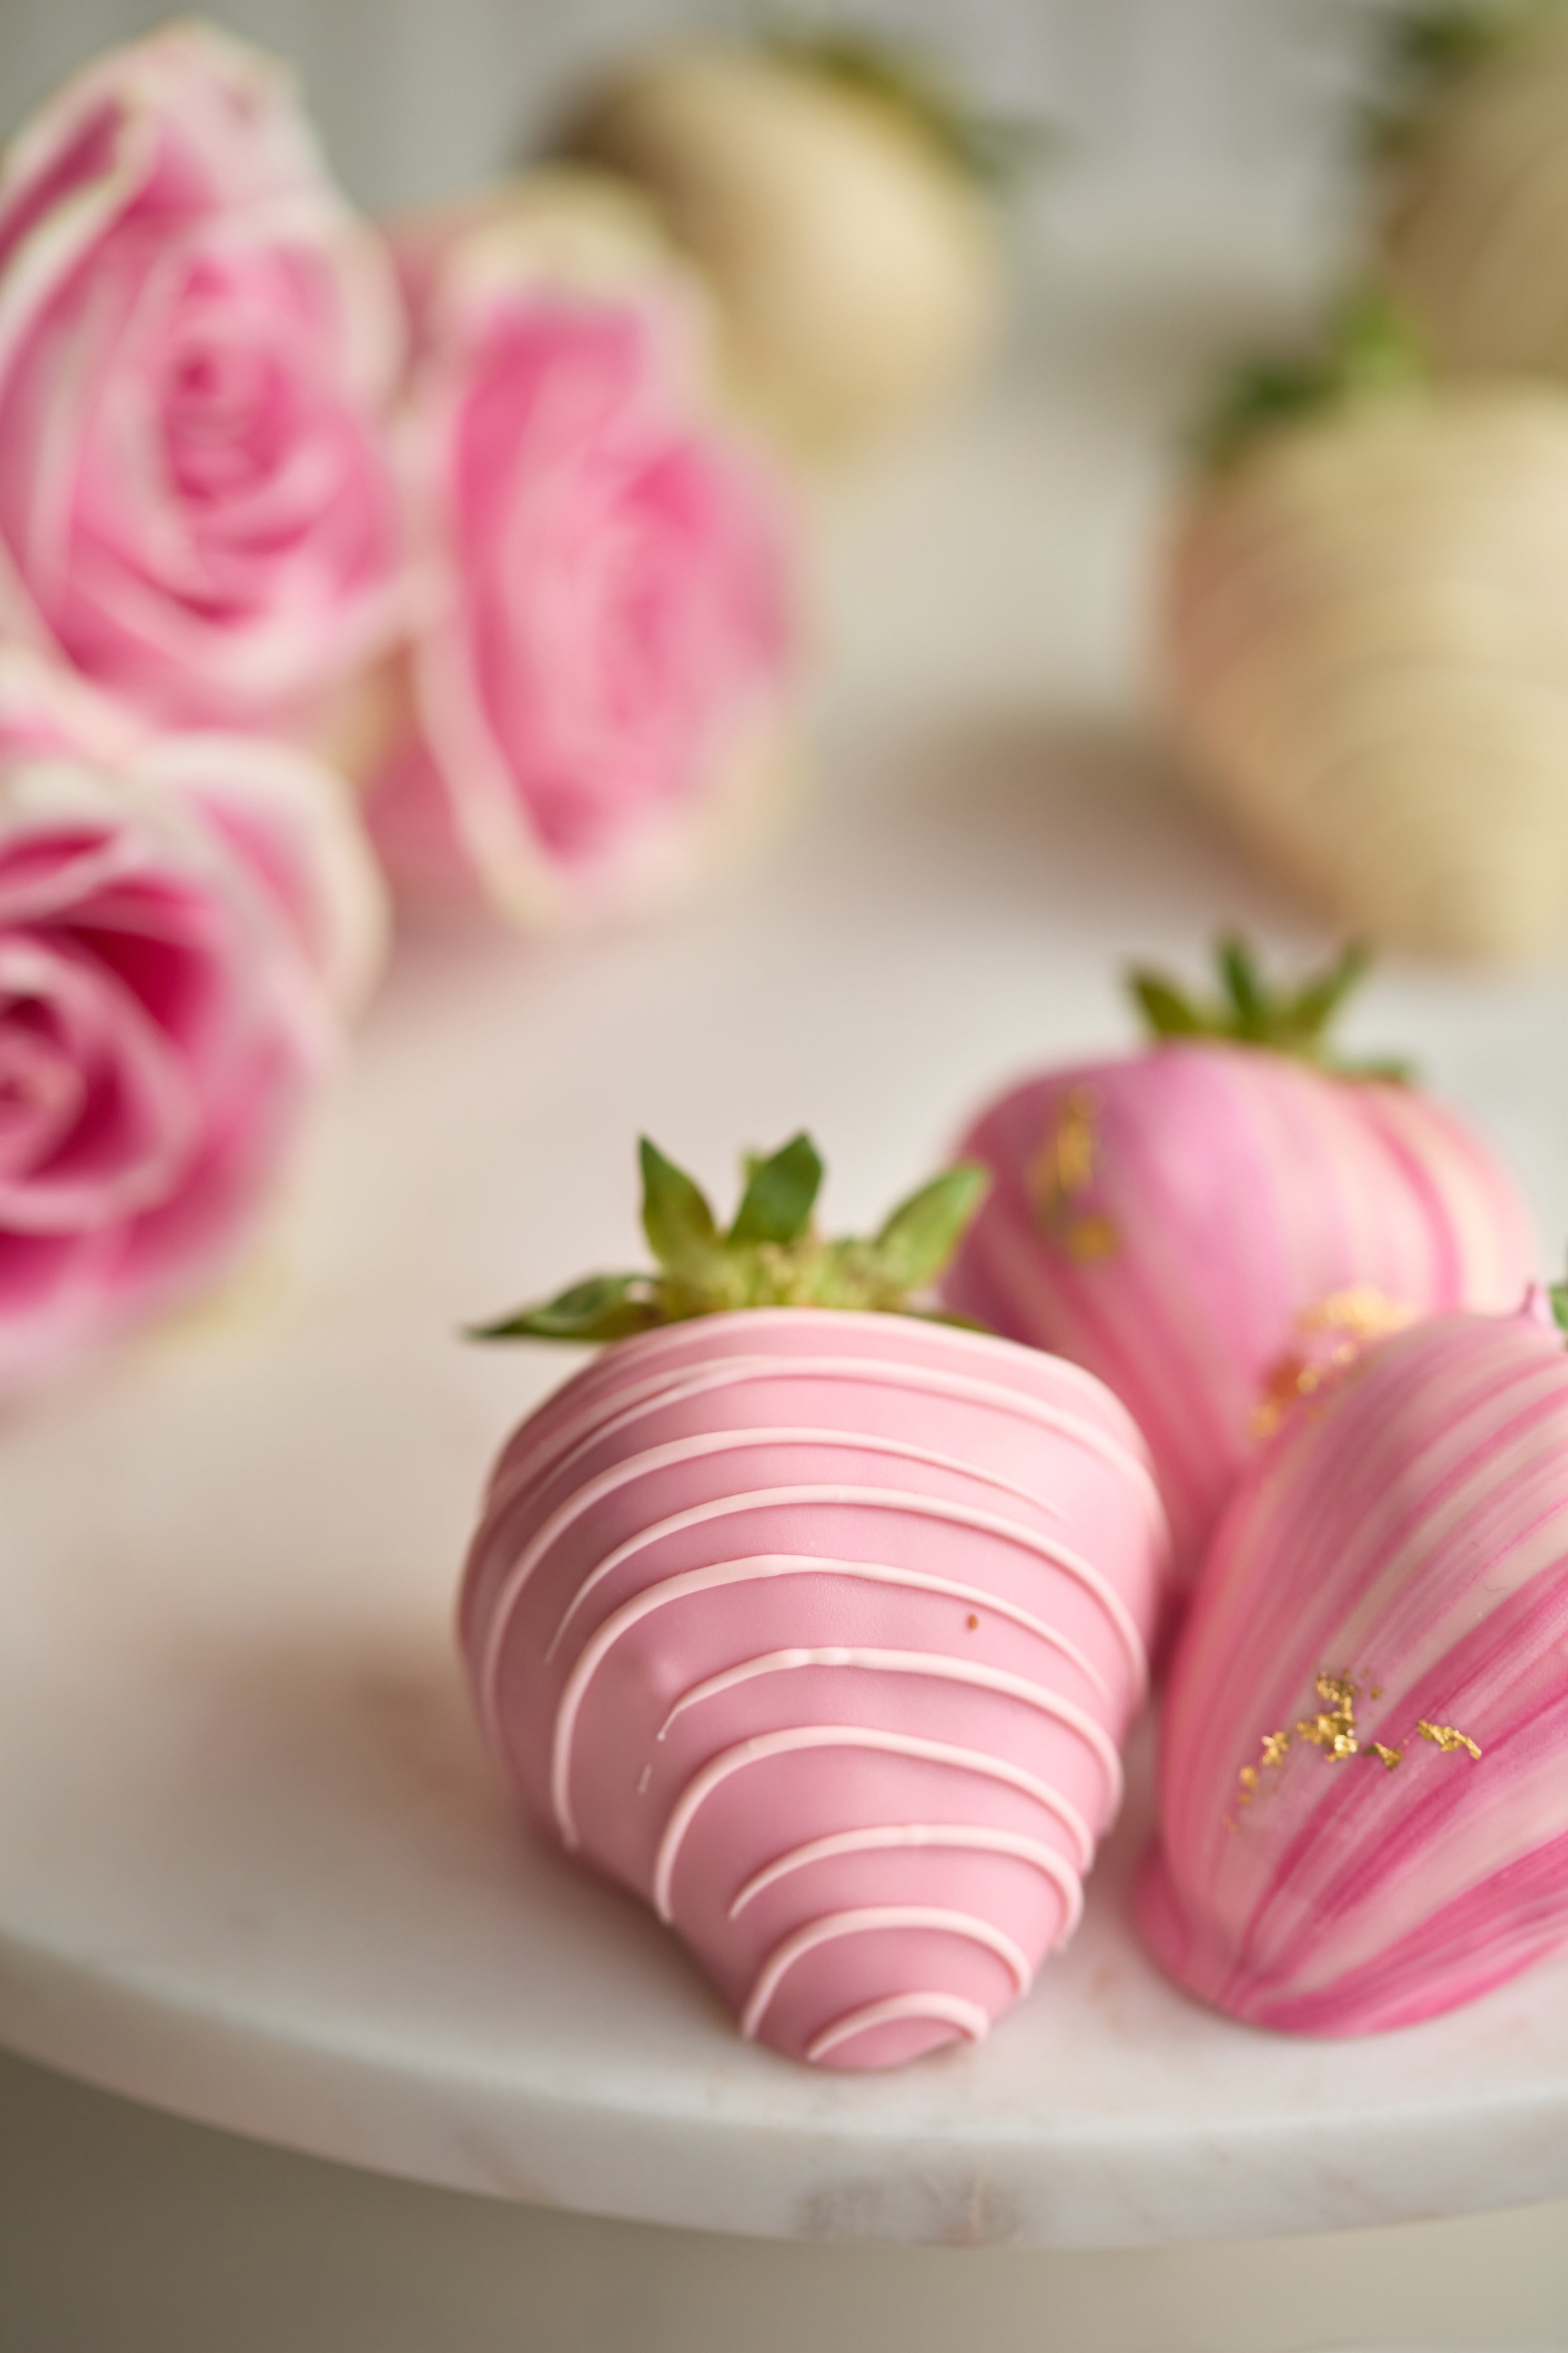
[478,1423,1094,1673]
[480,1394,1077,1537]
[655,1609,1110,1723]
[655,1646,1124,1810]
[651,1726,1098,1918]
[740,1906,1033,2039]
[536,1486,1150,1685]
[480,1351,1166,1544]
[727,1825,1084,1939]
[536,1557,1121,1850]
[461,1336,1170,1654]
[806,1992,989,2064]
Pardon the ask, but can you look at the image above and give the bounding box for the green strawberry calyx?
[1364,2,1562,160]
[1196,287,1429,472]
[766,31,1055,192]
[1127,936,1412,1081]
[470,1133,991,1345]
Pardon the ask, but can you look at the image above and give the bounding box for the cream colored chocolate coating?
[561,45,1000,463]
[1379,19,1568,381]
[1162,386,1568,958]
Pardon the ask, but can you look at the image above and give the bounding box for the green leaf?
[769,29,1056,193]
[729,1132,824,1246]
[467,1273,664,1344]
[470,1134,995,1349]
[1287,942,1371,1040]
[872,1162,990,1293]
[1363,2,1555,157]
[1125,933,1409,1075]
[1218,934,1267,1033]
[1195,356,1338,470]
[1551,1282,1568,1338]
[1128,970,1205,1039]
[1394,3,1523,83]
[954,110,1058,189]
[639,1138,717,1272]
[1195,287,1428,472]
[1339,1055,1415,1085]
[902,1305,995,1331]
[1333,287,1429,393]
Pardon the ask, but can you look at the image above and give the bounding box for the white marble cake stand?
[7,749,1568,2255]
[7,273,1568,2261]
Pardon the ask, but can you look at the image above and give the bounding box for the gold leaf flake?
[1298,1711,1359,1759]
[1294,1669,1362,1759]
[1251,1366,1314,1441]
[1064,1212,1118,1263]
[1228,1666,1468,1825]
[1251,1291,1414,1437]
[1038,1087,1098,1198]
[1298,1286,1415,1341]
[1030,1088,1120,1262]
[1417,1720,1482,1761]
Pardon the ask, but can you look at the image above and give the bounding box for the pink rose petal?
[0,23,406,735]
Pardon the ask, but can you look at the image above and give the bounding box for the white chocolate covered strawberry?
[460,1136,1168,2070]
[942,940,1536,1585]
[1162,298,1568,957]
[1141,1284,1568,2035]
[556,39,1014,462]
[1372,5,1568,380]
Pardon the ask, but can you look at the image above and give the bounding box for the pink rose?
[0,23,404,735]
[371,182,797,927]
[0,648,386,1390]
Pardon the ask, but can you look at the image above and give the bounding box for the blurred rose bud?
[0,648,386,1391]
[369,171,800,931]
[0,22,405,737]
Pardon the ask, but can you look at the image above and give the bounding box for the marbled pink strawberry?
[943,961,1534,1583]
[1140,1286,1568,2034]
[460,1306,1168,2069]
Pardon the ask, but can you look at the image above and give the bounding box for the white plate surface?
[6,309,1568,2249]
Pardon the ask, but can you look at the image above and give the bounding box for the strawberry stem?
[1127,936,1412,1080]
[470,1135,991,1345]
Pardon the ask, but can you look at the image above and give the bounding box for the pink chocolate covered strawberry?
[1140,1285,1568,2035]
[942,940,1535,1585]
[460,1135,1168,2069]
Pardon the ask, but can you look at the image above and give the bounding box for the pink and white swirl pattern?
[0,22,404,736]
[1140,1289,1568,2035]
[371,190,796,930]
[460,1308,1169,2070]
[942,1043,1536,1584]
[0,646,385,1387]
